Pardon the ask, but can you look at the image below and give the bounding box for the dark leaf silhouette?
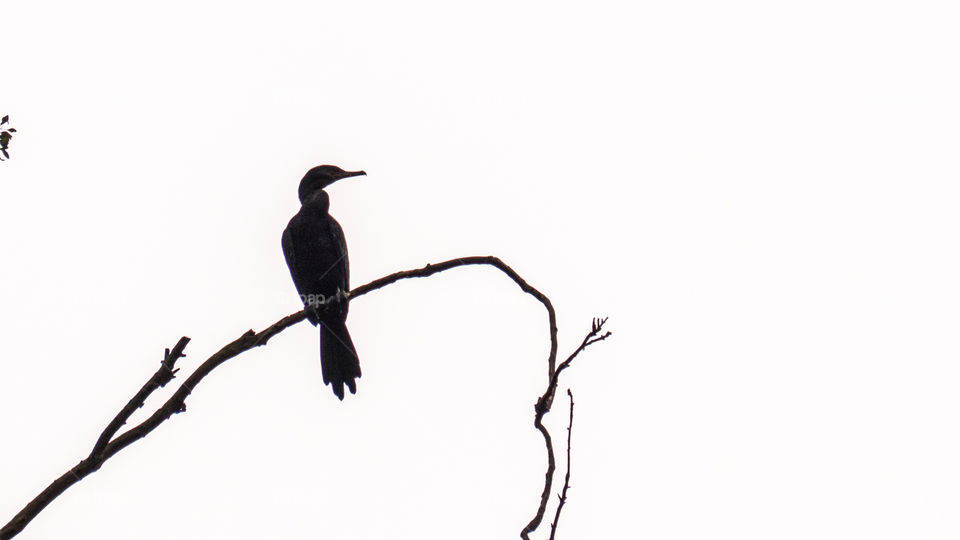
[0,115,16,160]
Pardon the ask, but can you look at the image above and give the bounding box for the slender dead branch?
[89,338,190,458]
[522,317,611,540]
[549,390,575,540]
[350,256,559,376]
[2,256,572,540]
[354,256,595,540]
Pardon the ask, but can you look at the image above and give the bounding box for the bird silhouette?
[282,165,365,399]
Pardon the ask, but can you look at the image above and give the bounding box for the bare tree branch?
[350,255,559,376]
[2,256,578,540]
[89,338,190,458]
[549,389,575,540]
[522,317,611,540]
[2,257,611,540]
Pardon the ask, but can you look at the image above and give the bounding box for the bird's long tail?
[319,317,361,400]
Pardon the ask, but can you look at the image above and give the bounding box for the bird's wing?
[330,220,349,292]
[281,223,298,285]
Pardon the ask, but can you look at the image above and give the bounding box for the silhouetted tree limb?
[522,317,611,540]
[549,389,575,540]
[89,338,190,458]
[350,256,559,376]
[0,256,609,540]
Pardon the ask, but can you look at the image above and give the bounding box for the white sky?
[2,1,960,538]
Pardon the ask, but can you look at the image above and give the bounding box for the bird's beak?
[326,169,366,187]
[335,170,366,181]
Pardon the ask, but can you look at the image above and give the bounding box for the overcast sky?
[2,1,960,539]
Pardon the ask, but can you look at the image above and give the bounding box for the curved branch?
[2,256,567,540]
[351,256,558,376]
[352,256,578,539]
[521,317,610,540]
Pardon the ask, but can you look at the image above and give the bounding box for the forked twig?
[523,317,611,540]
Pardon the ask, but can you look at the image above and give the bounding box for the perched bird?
[282,165,365,400]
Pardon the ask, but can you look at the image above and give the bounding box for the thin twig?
[522,317,610,540]
[89,337,190,458]
[549,389,575,540]
[350,256,558,376]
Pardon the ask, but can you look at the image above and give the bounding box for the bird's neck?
[302,190,330,213]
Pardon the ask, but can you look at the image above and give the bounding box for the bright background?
[2,1,960,538]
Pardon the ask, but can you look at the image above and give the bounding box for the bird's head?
[298,165,366,204]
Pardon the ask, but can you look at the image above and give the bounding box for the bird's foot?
[306,289,348,319]
[303,302,322,325]
[327,288,350,318]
